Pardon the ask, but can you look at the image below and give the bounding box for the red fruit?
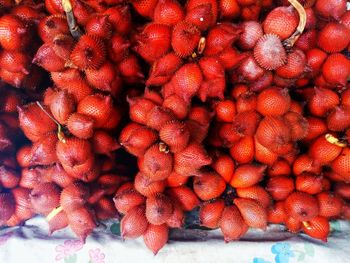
[165,63,203,102]
[295,29,317,51]
[166,202,184,228]
[256,116,291,155]
[230,164,266,188]
[167,186,200,211]
[67,113,94,139]
[185,3,214,31]
[33,43,66,72]
[77,94,112,128]
[284,192,319,221]
[186,0,218,26]
[94,197,118,220]
[171,21,200,58]
[70,35,106,70]
[327,106,350,131]
[174,143,211,176]
[219,0,241,20]
[230,136,255,164]
[85,62,118,92]
[293,154,321,176]
[140,144,173,181]
[267,201,287,224]
[128,97,157,125]
[143,224,169,255]
[254,137,279,166]
[276,49,306,79]
[166,172,188,187]
[121,205,148,239]
[342,89,350,107]
[306,48,327,75]
[219,205,248,242]
[266,176,294,201]
[131,0,158,19]
[215,100,236,122]
[234,198,267,230]
[60,182,89,213]
[284,112,309,141]
[309,135,343,165]
[254,34,286,71]
[218,46,247,70]
[331,147,350,180]
[0,50,30,74]
[30,183,60,215]
[135,23,171,63]
[268,159,291,177]
[119,123,158,157]
[0,14,30,51]
[315,0,346,20]
[159,120,190,153]
[263,6,298,40]
[235,92,257,113]
[204,23,241,56]
[302,216,329,242]
[322,53,350,87]
[146,194,173,225]
[38,15,69,42]
[18,103,56,142]
[295,173,324,195]
[134,173,166,197]
[257,88,291,116]
[238,55,265,82]
[154,0,184,26]
[56,138,94,179]
[108,34,129,63]
[147,53,182,87]
[334,183,350,199]
[318,22,350,53]
[317,192,343,218]
[285,216,301,233]
[29,133,58,166]
[308,87,340,117]
[67,207,97,241]
[199,200,225,228]
[49,90,75,125]
[92,130,120,156]
[238,21,263,50]
[193,171,226,201]
[104,6,131,35]
[85,15,112,39]
[211,154,235,183]
[236,185,271,208]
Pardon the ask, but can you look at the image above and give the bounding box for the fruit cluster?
[0,0,349,256]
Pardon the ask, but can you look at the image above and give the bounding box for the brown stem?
[283,0,306,49]
[36,101,66,143]
[197,37,206,55]
[302,221,312,230]
[159,142,170,153]
[62,0,83,40]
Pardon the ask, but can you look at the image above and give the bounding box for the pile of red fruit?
[0,0,350,255]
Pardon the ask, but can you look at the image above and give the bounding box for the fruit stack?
[0,0,349,256]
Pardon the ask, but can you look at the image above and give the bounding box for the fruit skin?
[256,87,291,116]
[171,21,200,58]
[146,193,173,225]
[321,53,350,87]
[317,192,343,218]
[317,22,350,53]
[315,0,347,20]
[236,185,272,208]
[263,6,298,40]
[230,164,266,188]
[266,177,294,201]
[193,171,226,201]
[121,205,149,239]
[254,34,287,70]
[302,216,330,242]
[284,192,319,221]
[143,224,169,255]
[219,205,248,242]
[199,199,225,228]
[234,197,267,230]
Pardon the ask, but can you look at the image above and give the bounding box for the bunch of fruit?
[0,0,349,256]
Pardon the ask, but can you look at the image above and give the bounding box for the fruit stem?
[159,142,170,153]
[325,134,347,147]
[46,206,63,222]
[283,0,306,49]
[62,0,83,39]
[197,37,206,55]
[302,221,312,230]
[36,101,66,143]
